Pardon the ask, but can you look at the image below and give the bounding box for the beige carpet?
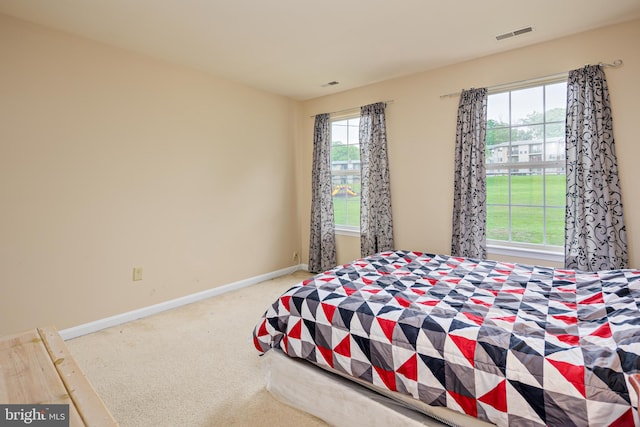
[66,271,329,426]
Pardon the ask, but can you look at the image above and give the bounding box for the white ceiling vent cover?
[496,26,533,41]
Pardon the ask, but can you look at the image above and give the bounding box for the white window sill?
[329,233,563,264]
[335,228,360,237]
[488,243,564,264]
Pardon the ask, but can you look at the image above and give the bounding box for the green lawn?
[333,181,361,227]
[333,174,566,246]
[487,174,565,246]
[334,196,360,227]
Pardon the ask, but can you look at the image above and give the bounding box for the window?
[486,81,567,254]
[331,117,360,232]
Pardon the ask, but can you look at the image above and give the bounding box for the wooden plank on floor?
[0,328,85,425]
[38,327,118,427]
[0,329,71,404]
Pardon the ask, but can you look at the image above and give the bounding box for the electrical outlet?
[133,267,143,281]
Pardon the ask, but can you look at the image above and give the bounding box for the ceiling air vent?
[496,26,533,41]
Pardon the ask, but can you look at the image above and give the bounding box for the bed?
[253,250,640,426]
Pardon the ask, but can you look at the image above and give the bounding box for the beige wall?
[0,14,301,335]
[2,13,638,337]
[298,19,640,269]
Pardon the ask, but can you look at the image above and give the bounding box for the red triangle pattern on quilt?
[580,292,604,305]
[377,317,396,342]
[590,322,612,338]
[288,319,302,339]
[281,295,291,312]
[449,390,478,418]
[478,379,507,412]
[317,345,334,368]
[374,365,397,391]
[450,335,476,367]
[321,302,336,323]
[334,335,350,357]
[397,353,418,381]
[548,359,586,397]
[609,408,635,427]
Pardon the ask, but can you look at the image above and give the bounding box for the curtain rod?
[439,59,624,99]
[309,99,394,118]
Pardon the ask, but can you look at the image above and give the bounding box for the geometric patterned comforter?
[253,250,640,426]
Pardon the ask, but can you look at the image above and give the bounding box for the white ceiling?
[1,0,639,100]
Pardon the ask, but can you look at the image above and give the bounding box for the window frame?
[330,114,361,235]
[485,78,567,261]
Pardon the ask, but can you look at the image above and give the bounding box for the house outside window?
[485,81,567,257]
[331,116,360,233]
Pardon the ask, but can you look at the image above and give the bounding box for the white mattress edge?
[261,349,494,427]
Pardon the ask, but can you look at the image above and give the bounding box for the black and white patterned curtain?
[360,102,394,257]
[451,88,488,259]
[565,65,627,271]
[308,113,336,273]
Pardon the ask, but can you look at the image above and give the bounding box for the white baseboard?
[60,264,308,341]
